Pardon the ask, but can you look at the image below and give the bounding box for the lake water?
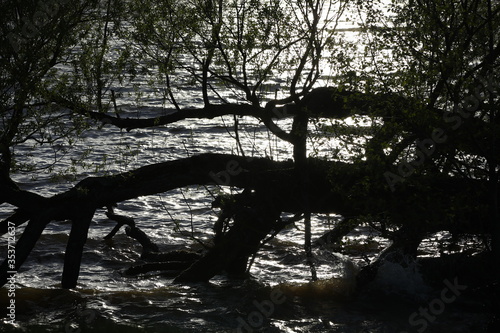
[0,110,492,332]
[0,3,494,331]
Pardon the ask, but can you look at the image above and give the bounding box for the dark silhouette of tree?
[0,3,498,319]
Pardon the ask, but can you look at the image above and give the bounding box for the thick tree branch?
[53,89,419,133]
[0,151,495,287]
[54,96,266,130]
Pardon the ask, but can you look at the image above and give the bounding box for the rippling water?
[0,115,353,332]
[0,7,494,331]
[1,115,492,332]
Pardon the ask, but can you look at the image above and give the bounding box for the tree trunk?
[0,217,50,287]
[0,153,496,287]
[292,102,317,280]
[62,210,94,288]
[174,192,280,282]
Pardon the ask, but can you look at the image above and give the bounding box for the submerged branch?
[0,151,495,287]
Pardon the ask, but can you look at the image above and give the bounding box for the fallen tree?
[0,149,494,288]
[0,82,498,289]
[1,10,499,333]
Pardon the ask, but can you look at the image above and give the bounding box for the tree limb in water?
[0,151,494,287]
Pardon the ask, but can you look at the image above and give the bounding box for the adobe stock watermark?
[5,222,17,325]
[384,74,499,191]
[235,287,287,332]
[7,0,70,53]
[402,277,467,333]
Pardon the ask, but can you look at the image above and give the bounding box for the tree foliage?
[0,0,499,289]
